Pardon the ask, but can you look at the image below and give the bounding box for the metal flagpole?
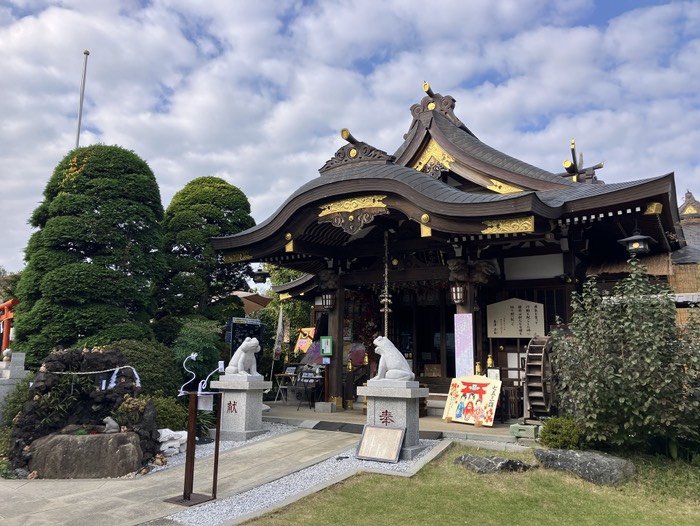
[75,50,90,149]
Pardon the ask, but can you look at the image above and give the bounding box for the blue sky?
[0,0,698,274]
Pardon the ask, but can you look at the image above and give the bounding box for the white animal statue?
[225,337,262,376]
[372,335,415,382]
[103,416,120,434]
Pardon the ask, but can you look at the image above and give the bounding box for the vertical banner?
[273,305,284,361]
[454,313,474,377]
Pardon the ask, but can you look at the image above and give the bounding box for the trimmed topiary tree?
[13,145,165,366]
[156,176,254,327]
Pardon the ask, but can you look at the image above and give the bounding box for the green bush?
[0,426,11,458]
[193,409,217,438]
[113,394,148,428]
[539,417,586,450]
[150,395,188,430]
[550,258,699,449]
[113,339,183,396]
[1,372,34,429]
[171,317,222,381]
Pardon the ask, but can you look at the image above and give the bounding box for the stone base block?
[211,378,271,442]
[314,402,336,413]
[367,379,420,389]
[510,423,539,439]
[400,443,427,461]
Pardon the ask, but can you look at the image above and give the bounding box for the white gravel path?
[148,422,441,526]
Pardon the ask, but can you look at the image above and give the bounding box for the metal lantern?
[617,229,655,255]
[320,291,336,311]
[450,283,466,305]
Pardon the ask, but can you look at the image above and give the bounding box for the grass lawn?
[241,443,700,526]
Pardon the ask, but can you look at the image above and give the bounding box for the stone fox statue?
[225,337,261,376]
[372,335,415,382]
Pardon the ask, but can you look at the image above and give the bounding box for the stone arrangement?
[7,347,157,476]
[158,428,188,456]
[29,428,143,479]
[533,448,637,486]
[454,454,536,474]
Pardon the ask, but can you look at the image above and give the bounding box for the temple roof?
[212,85,685,275]
[396,110,577,190]
[680,190,700,218]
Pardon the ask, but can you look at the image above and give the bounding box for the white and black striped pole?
[75,49,90,149]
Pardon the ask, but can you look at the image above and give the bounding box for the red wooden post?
[0,298,19,351]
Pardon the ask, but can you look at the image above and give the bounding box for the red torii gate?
[0,298,19,351]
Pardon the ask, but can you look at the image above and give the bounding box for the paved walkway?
[0,402,523,526]
[0,428,359,526]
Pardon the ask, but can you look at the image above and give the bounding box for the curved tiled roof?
[209,163,547,250]
[535,175,672,207]
[430,112,577,187]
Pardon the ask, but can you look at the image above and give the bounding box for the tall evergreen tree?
[156,176,255,329]
[13,145,165,365]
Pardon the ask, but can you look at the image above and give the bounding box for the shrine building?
[212,83,695,414]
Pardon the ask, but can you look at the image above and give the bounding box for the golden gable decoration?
[318,195,389,235]
[481,216,534,234]
[411,138,454,179]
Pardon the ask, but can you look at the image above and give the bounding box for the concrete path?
[0,428,359,526]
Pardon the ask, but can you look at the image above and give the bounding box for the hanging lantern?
[450,283,466,305]
[320,291,336,311]
[617,229,655,255]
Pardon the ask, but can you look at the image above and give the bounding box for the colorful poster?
[442,375,502,427]
[294,328,316,353]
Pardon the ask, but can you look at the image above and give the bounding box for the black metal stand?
[165,392,222,506]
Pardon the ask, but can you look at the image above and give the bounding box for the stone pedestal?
[0,353,29,427]
[211,374,272,441]
[356,379,429,460]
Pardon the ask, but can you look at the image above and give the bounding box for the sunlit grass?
[241,443,700,526]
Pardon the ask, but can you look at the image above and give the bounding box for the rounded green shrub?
[150,395,188,431]
[539,416,586,450]
[113,339,183,396]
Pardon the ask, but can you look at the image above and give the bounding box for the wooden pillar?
[327,286,345,408]
[455,282,474,315]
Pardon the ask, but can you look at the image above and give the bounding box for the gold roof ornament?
[481,216,535,234]
[318,129,395,174]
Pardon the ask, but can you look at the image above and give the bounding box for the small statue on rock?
[103,416,120,434]
[372,335,415,382]
[225,337,262,376]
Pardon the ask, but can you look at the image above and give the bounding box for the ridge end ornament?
[319,129,396,174]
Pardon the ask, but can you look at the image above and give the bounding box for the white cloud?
[0,0,698,274]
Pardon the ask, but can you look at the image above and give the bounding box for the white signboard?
[487,298,545,339]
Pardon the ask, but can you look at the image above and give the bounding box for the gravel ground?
[153,422,439,526]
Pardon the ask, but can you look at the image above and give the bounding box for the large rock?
[7,347,144,471]
[28,432,143,479]
[454,454,536,474]
[533,448,636,486]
